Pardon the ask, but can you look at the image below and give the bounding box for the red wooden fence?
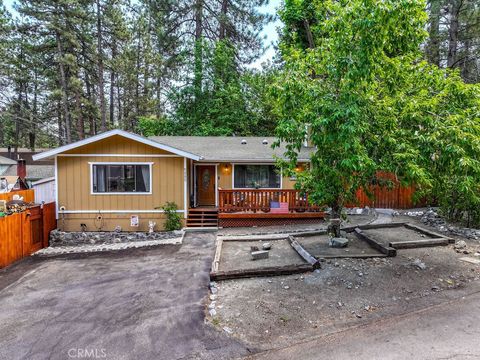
[0,189,35,203]
[0,202,56,268]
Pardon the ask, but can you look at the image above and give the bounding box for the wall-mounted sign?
[130,215,139,227]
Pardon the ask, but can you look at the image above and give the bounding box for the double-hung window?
[91,163,152,194]
[233,165,281,189]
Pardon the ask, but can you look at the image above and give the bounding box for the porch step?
[187,208,219,227]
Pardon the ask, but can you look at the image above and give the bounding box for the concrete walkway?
[0,233,249,360]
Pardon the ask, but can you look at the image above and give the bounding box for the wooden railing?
[218,189,322,213]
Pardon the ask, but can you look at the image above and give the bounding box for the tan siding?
[217,163,233,189]
[57,137,186,232]
[63,135,172,155]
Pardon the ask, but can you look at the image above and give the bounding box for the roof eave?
[32,129,201,161]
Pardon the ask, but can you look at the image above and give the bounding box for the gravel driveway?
[0,233,249,360]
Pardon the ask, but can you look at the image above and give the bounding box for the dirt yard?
[363,226,436,246]
[219,239,306,272]
[210,217,480,351]
[296,233,384,258]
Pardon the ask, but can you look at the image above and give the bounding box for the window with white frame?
[233,164,281,188]
[92,163,151,193]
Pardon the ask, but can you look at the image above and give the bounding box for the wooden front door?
[197,165,216,206]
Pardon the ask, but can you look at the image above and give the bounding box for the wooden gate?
[0,202,56,268]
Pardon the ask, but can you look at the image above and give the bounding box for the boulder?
[329,237,349,248]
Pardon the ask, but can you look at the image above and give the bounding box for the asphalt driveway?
[0,233,249,360]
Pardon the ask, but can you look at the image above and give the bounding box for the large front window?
[233,165,281,189]
[92,163,151,193]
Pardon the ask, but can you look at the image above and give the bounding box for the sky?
[251,0,282,69]
[2,0,281,68]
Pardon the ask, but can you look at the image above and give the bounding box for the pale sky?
[3,0,281,69]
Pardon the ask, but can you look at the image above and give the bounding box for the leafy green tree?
[273,0,460,234]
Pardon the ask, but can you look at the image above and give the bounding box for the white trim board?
[58,154,181,158]
[89,162,153,195]
[59,210,185,214]
[183,157,188,218]
[32,129,201,161]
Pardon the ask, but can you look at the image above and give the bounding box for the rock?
[251,250,269,260]
[411,259,427,270]
[223,326,233,334]
[209,309,217,317]
[431,285,440,291]
[209,295,217,301]
[262,242,272,250]
[284,286,290,290]
[329,237,349,248]
[208,302,216,310]
[454,240,467,249]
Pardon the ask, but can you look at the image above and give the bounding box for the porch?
[187,189,324,228]
[217,189,324,227]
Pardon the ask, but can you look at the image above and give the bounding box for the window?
[233,165,281,188]
[92,163,151,193]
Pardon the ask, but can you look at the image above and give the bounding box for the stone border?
[49,229,184,247]
[35,236,183,256]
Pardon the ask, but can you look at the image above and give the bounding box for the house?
[0,155,16,175]
[0,147,55,187]
[33,129,322,231]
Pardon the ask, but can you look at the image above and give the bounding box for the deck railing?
[218,189,321,213]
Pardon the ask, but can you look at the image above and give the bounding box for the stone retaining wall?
[50,229,184,247]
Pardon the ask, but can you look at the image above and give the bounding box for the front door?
[197,165,216,206]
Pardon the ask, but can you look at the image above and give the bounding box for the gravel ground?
[363,226,436,246]
[219,239,306,272]
[296,233,383,258]
[210,217,480,351]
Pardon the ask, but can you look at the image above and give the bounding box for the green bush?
[161,202,182,231]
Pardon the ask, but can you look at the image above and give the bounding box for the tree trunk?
[85,71,95,136]
[96,0,107,132]
[328,201,342,238]
[74,86,85,140]
[55,30,71,144]
[427,0,441,66]
[29,72,38,150]
[447,0,460,68]
[303,19,315,49]
[219,0,228,40]
[117,80,122,127]
[194,0,203,98]
[109,40,116,126]
[57,100,64,146]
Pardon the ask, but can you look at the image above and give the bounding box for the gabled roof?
[3,165,55,180]
[0,155,17,165]
[150,136,314,162]
[32,129,201,161]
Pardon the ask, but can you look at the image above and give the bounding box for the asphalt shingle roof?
[0,155,16,165]
[149,136,314,162]
[3,165,55,180]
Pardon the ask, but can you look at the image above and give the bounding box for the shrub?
[161,202,182,231]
